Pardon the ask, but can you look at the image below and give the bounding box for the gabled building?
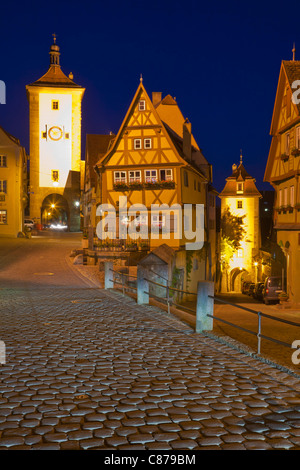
[93,79,217,290]
[219,156,261,292]
[264,53,300,304]
[0,126,27,237]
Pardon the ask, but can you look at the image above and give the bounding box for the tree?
[219,206,246,291]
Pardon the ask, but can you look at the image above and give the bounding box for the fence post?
[105,261,114,289]
[196,281,214,333]
[257,312,261,355]
[137,267,149,305]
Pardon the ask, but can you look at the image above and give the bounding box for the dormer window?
[237,182,244,194]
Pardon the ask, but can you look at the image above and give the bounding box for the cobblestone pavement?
[1,234,300,450]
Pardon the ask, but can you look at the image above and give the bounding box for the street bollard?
[105,261,114,289]
[196,281,214,333]
[137,267,149,305]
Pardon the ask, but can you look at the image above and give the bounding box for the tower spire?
[49,33,60,67]
[240,149,243,164]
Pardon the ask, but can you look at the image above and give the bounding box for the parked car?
[248,283,255,296]
[263,276,283,304]
[242,282,251,295]
[253,282,264,301]
[24,219,35,231]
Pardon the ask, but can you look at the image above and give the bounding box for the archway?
[41,194,69,229]
[230,268,248,292]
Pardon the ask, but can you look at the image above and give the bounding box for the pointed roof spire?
[52,33,57,44]
[49,33,60,67]
[140,74,143,83]
[240,149,243,164]
[292,43,296,61]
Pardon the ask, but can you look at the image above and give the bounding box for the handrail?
[105,262,300,357]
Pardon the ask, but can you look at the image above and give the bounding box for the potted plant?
[291,148,300,157]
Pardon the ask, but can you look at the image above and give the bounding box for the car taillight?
[266,289,269,294]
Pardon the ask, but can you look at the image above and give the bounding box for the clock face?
[48,126,63,141]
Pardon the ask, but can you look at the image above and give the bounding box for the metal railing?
[104,262,300,356]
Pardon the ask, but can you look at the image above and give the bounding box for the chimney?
[152,92,162,106]
[183,119,192,162]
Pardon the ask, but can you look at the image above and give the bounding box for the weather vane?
[52,33,57,44]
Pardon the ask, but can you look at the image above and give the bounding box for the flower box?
[291,148,300,157]
[113,182,129,191]
[280,153,289,162]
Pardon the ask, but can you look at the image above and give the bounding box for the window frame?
[0,180,7,193]
[145,169,157,183]
[52,100,59,110]
[134,139,142,150]
[159,168,173,181]
[114,171,127,183]
[138,100,146,111]
[0,155,7,167]
[128,170,141,183]
[0,210,7,224]
[237,200,243,209]
[144,138,152,149]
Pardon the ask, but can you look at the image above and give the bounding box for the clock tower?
[26,35,85,231]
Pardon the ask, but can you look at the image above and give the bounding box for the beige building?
[264,54,300,304]
[219,156,261,292]
[0,126,27,237]
[26,35,85,231]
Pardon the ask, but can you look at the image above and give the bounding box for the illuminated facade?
[92,79,217,291]
[264,54,300,304]
[26,36,85,231]
[0,126,27,237]
[219,156,261,292]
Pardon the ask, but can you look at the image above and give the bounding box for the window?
[0,156,7,167]
[145,169,157,183]
[144,138,152,149]
[237,200,243,209]
[41,131,47,139]
[184,171,189,187]
[151,214,165,228]
[65,133,70,139]
[129,170,141,183]
[134,139,142,150]
[237,182,244,194]
[285,133,290,155]
[159,169,173,181]
[0,210,7,224]
[138,100,146,111]
[51,170,59,183]
[237,248,244,258]
[290,186,295,207]
[279,189,283,207]
[52,100,59,110]
[0,180,7,193]
[114,171,127,183]
[284,187,288,207]
[296,127,300,149]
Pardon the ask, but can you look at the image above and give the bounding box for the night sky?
[1,0,299,194]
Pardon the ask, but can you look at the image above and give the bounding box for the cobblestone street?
[1,234,300,450]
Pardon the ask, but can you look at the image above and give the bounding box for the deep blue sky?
[0,0,299,193]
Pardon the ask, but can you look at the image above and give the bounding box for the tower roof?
[219,156,261,198]
[27,35,83,89]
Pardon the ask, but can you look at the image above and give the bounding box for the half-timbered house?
[264,53,300,304]
[93,79,217,289]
